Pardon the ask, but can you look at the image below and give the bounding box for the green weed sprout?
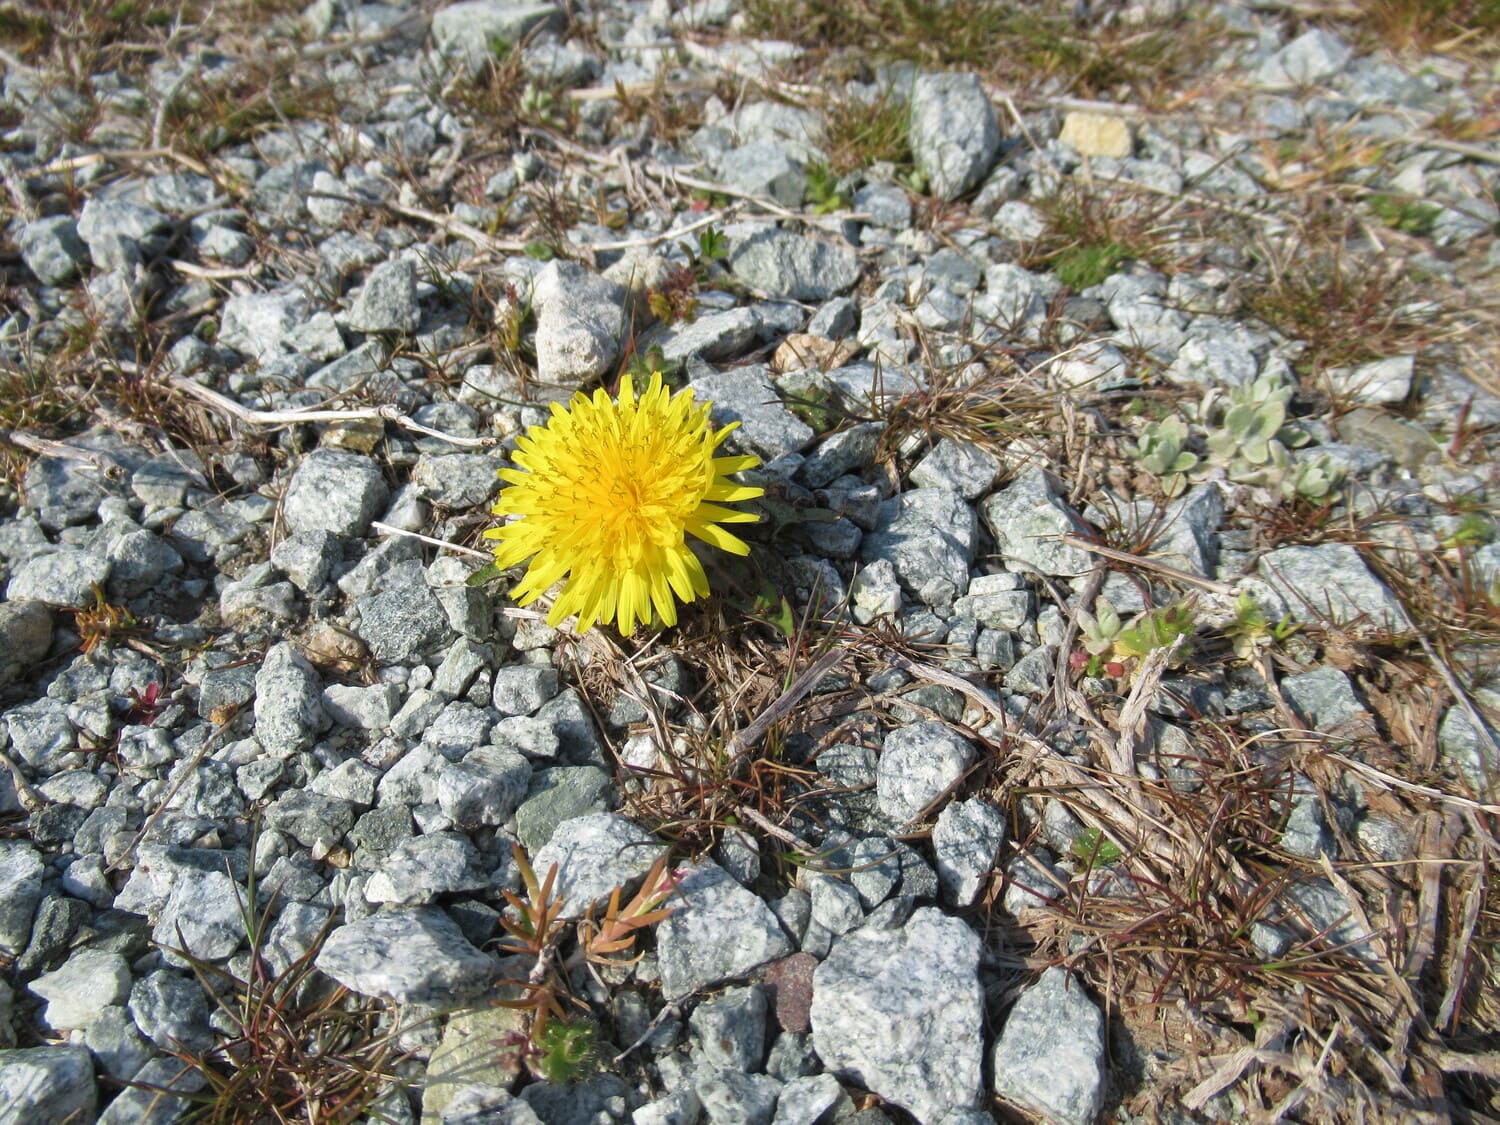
[1073,598,1196,677]
[534,1019,600,1085]
[1224,591,1299,663]
[1131,416,1199,496]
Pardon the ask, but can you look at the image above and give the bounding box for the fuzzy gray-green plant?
[1131,416,1199,496]
[1281,453,1345,502]
[1199,376,1308,488]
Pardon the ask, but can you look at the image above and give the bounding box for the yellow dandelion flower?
[484,370,764,634]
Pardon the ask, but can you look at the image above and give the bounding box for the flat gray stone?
[513,765,613,853]
[1257,543,1407,633]
[531,260,626,398]
[0,1045,95,1125]
[991,968,1106,1125]
[1282,667,1365,732]
[692,364,814,463]
[365,832,488,905]
[28,949,131,1031]
[811,907,982,1123]
[219,287,314,364]
[980,469,1092,577]
[432,0,562,76]
[6,548,111,609]
[909,439,1002,500]
[316,907,498,1005]
[657,860,793,1001]
[877,722,975,823]
[532,812,666,918]
[356,580,453,665]
[725,224,860,301]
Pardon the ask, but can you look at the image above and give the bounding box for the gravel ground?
[0,1,1498,1122]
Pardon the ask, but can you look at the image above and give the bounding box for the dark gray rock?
[0,842,44,955]
[129,969,213,1053]
[513,766,613,853]
[96,1055,206,1125]
[412,453,504,510]
[355,581,452,664]
[18,216,88,284]
[348,257,420,333]
[690,984,768,1073]
[0,600,53,688]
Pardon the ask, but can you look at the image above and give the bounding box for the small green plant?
[1114,600,1196,661]
[1442,510,1494,550]
[1052,242,1129,290]
[1073,598,1196,677]
[646,226,730,325]
[1130,416,1199,496]
[1071,827,1124,866]
[804,161,850,214]
[1224,592,1300,663]
[1367,193,1441,237]
[532,1018,600,1085]
[1199,376,1309,488]
[1280,453,1345,503]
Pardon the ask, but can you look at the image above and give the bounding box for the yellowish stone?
[1058,112,1133,160]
